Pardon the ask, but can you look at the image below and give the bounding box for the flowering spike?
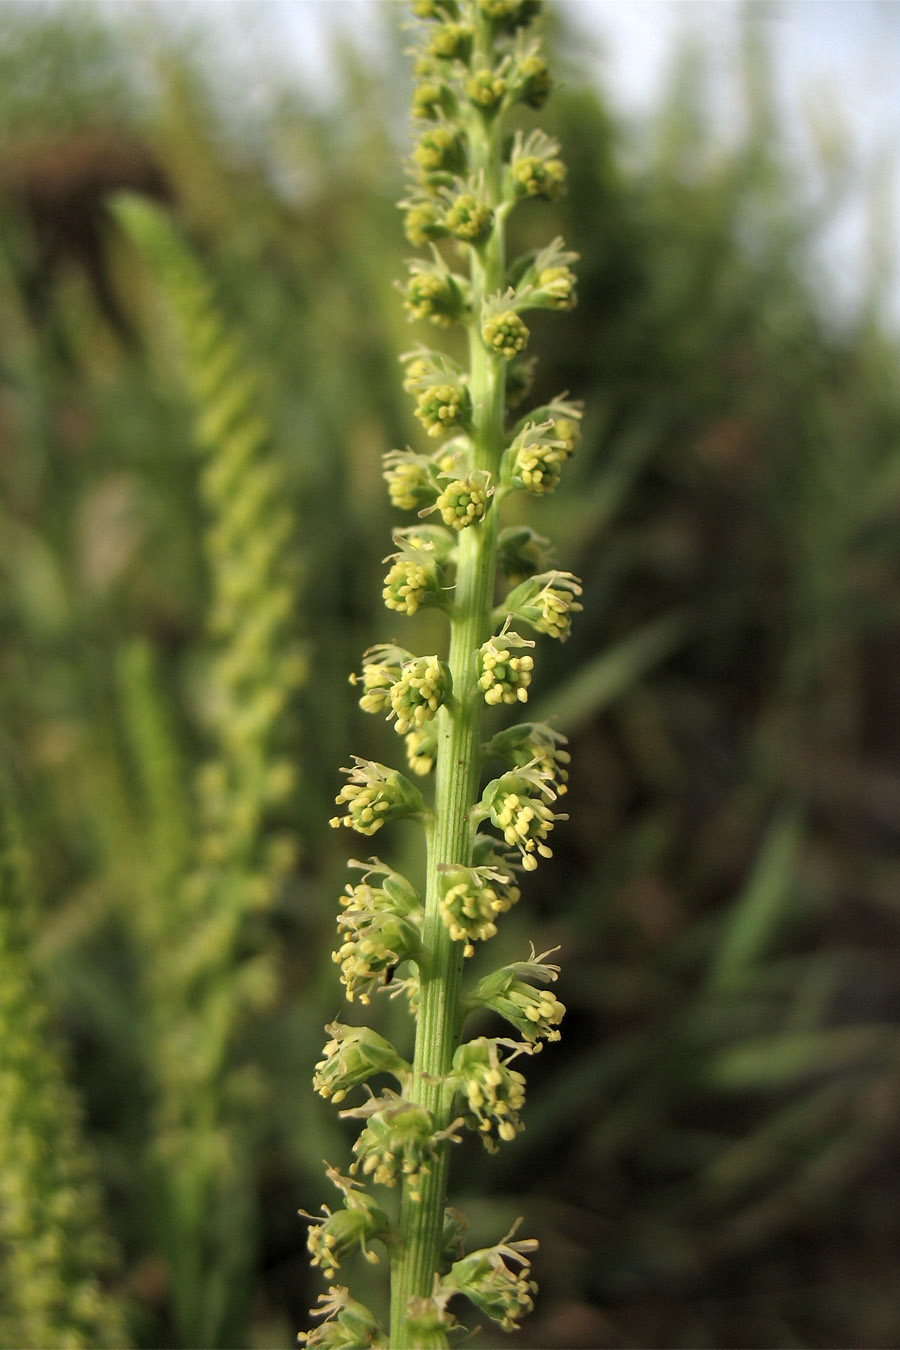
[306,2,582,1342]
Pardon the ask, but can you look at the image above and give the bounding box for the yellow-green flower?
[482,308,529,359]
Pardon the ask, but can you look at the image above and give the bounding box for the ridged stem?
[390,73,506,1345]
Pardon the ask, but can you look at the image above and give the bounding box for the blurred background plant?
[1,2,899,1347]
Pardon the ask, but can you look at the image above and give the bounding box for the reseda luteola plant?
[303,2,581,1344]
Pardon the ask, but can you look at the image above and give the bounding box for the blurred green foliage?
[1,3,900,1347]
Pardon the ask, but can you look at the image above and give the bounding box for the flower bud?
[443,192,493,244]
[435,471,491,530]
[506,420,569,494]
[480,764,564,870]
[427,21,474,63]
[351,645,410,716]
[344,1097,463,1202]
[470,964,565,1044]
[405,726,438,776]
[304,1187,391,1280]
[334,891,422,1005]
[404,262,467,327]
[496,524,554,584]
[482,308,529,360]
[382,542,443,615]
[510,131,566,200]
[480,0,542,33]
[383,450,440,511]
[415,380,471,437]
[403,199,446,247]
[511,51,552,108]
[486,721,570,793]
[465,67,507,113]
[413,125,467,177]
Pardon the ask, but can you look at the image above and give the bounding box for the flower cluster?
[435,470,492,530]
[442,1229,539,1331]
[501,569,583,640]
[306,2,583,1343]
[481,763,565,870]
[343,1094,464,1203]
[301,1168,391,1281]
[329,759,426,836]
[470,946,565,1043]
[477,628,535,706]
[439,864,521,955]
[313,1024,410,1104]
[334,861,423,1004]
[452,1037,528,1146]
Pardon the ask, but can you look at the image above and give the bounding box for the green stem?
[390,92,506,1346]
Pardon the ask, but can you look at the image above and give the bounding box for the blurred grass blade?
[707,810,804,992]
[703,1025,895,1092]
[531,608,690,731]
